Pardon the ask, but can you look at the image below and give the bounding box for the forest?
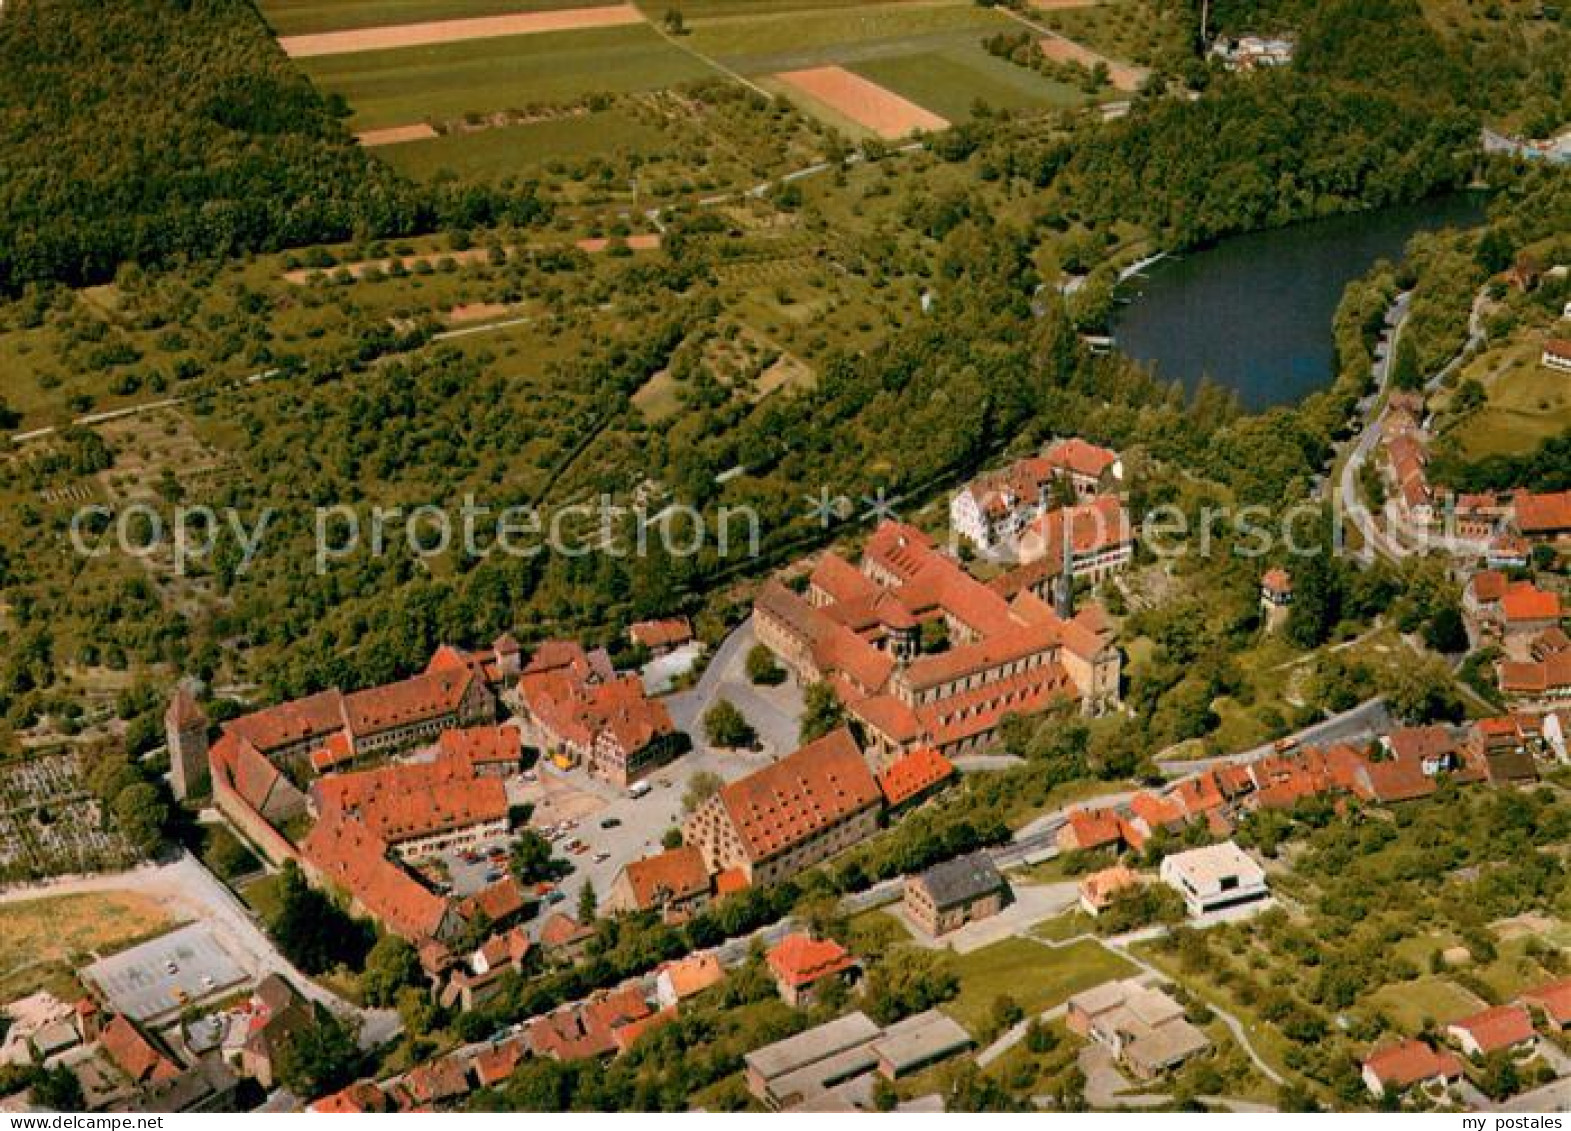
[0,0,545,294]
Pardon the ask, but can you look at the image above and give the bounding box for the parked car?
[600,817,622,829]
[593,851,611,863]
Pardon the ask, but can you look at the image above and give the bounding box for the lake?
[1111,193,1487,410]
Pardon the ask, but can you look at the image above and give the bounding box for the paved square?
[83,922,249,1021]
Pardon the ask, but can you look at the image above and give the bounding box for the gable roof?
[713,729,881,863]
[766,933,856,989]
[101,1014,181,1084]
[875,746,955,807]
[619,845,710,911]
[1039,437,1118,479]
[300,810,452,941]
[914,850,1005,910]
[1363,1039,1463,1090]
[1449,1004,1535,1053]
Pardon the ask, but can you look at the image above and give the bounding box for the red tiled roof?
[1261,568,1292,594]
[457,876,527,925]
[851,694,923,744]
[311,1081,392,1113]
[1039,437,1118,480]
[226,689,346,754]
[861,522,937,584]
[1027,495,1132,558]
[902,621,1059,692]
[401,1056,471,1105]
[715,867,749,896]
[809,553,880,605]
[472,1037,526,1088]
[714,728,881,863]
[1363,1039,1463,1090]
[1516,490,1571,536]
[1129,791,1184,830]
[539,912,593,949]
[1524,977,1571,1026]
[1546,338,1571,359]
[629,617,693,651]
[312,754,507,846]
[658,953,724,1001]
[1384,726,1458,766]
[100,1014,181,1084]
[767,933,856,990]
[1470,570,1508,603]
[1062,807,1123,851]
[620,846,710,911]
[343,669,477,736]
[438,724,521,767]
[1450,1004,1535,1053]
[1079,865,1140,909]
[1501,581,1562,624]
[301,810,451,941]
[875,746,955,807]
[1500,652,1571,696]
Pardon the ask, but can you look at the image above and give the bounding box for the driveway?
[666,616,806,759]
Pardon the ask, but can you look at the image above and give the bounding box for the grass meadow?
[298,23,710,130]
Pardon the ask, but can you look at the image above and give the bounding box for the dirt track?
[774,66,948,140]
[356,123,439,146]
[278,4,644,58]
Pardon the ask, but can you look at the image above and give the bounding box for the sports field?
[257,0,625,36]
[297,23,709,131]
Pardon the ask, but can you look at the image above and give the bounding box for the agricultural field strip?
[296,24,712,131]
[774,66,948,139]
[258,0,619,37]
[277,3,644,57]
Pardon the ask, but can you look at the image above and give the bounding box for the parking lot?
[83,922,249,1021]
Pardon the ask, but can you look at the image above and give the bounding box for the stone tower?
[1055,515,1075,621]
[165,685,209,801]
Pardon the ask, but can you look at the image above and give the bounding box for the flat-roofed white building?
[1159,840,1269,917]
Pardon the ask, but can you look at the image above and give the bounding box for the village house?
[309,1082,395,1114]
[238,976,313,1089]
[1079,865,1143,916]
[655,952,725,1011]
[1159,841,1270,918]
[1542,337,1571,374]
[607,844,712,923]
[902,850,1009,937]
[1066,980,1211,1080]
[1446,1004,1537,1059]
[682,728,882,888]
[525,986,661,1062]
[538,912,595,963]
[1514,489,1571,545]
[767,933,859,1008]
[1361,1039,1464,1099]
[1522,977,1571,1030]
[628,617,693,656]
